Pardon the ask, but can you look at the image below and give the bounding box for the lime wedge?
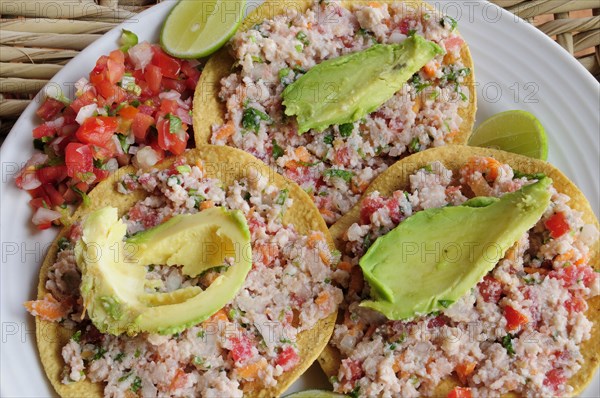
[469,110,548,160]
[160,0,246,58]
[283,390,346,398]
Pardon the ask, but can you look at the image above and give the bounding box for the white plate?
[1,0,599,396]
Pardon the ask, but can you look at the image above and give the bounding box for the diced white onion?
[128,42,153,71]
[75,104,98,125]
[134,146,160,169]
[105,158,119,171]
[20,171,42,190]
[111,135,124,155]
[32,207,61,225]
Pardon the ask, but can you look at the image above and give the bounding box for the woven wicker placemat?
[1,0,599,143]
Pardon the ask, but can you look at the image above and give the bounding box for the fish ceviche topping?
[25,159,343,397]
[329,157,599,397]
[212,0,471,224]
[15,30,200,230]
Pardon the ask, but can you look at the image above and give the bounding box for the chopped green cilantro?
[323,168,354,182]
[272,139,284,160]
[167,113,182,133]
[242,107,271,133]
[339,123,354,138]
[71,330,81,342]
[438,299,454,308]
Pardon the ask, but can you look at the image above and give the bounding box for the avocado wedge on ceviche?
[25,145,343,398]
[194,0,476,225]
[318,146,599,397]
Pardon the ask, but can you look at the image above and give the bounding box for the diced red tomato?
[36,165,67,184]
[478,276,502,303]
[65,143,93,178]
[162,78,187,93]
[447,387,472,398]
[151,46,182,79]
[93,168,110,182]
[106,58,125,84]
[181,61,201,82]
[109,49,125,63]
[398,18,411,35]
[42,184,65,207]
[33,123,56,139]
[160,99,178,114]
[545,212,570,239]
[276,346,299,371]
[70,90,95,113]
[444,36,465,51]
[36,98,65,121]
[360,195,385,224]
[132,112,155,141]
[549,265,597,288]
[229,335,254,363]
[341,359,364,381]
[543,369,566,393]
[157,118,187,155]
[75,116,119,146]
[118,105,139,120]
[30,197,50,210]
[145,64,162,94]
[504,305,528,331]
[428,315,448,328]
[565,293,587,313]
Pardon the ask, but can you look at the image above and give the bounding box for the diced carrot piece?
[555,249,575,263]
[236,358,267,379]
[205,308,228,324]
[307,22,312,29]
[315,291,330,308]
[200,200,215,210]
[295,146,310,162]
[319,250,331,266]
[455,362,476,384]
[412,95,422,114]
[169,368,187,391]
[337,261,352,272]
[215,121,236,141]
[255,243,279,267]
[423,61,438,78]
[523,267,549,275]
[368,1,382,7]
[308,231,325,248]
[24,293,68,322]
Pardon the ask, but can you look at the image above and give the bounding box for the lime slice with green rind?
[283,390,347,398]
[469,110,548,160]
[160,0,246,58]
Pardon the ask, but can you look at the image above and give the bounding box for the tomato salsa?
[15,30,200,229]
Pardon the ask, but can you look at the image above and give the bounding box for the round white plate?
[1,1,599,396]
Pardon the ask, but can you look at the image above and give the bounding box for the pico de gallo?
[15,30,200,229]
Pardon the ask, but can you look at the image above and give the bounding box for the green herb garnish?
[323,168,354,182]
[272,139,284,160]
[242,107,271,133]
[339,123,354,138]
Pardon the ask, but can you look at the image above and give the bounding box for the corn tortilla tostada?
[318,146,599,397]
[26,145,343,397]
[193,0,477,225]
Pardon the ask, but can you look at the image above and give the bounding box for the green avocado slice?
[359,178,552,320]
[75,206,252,336]
[282,35,443,134]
